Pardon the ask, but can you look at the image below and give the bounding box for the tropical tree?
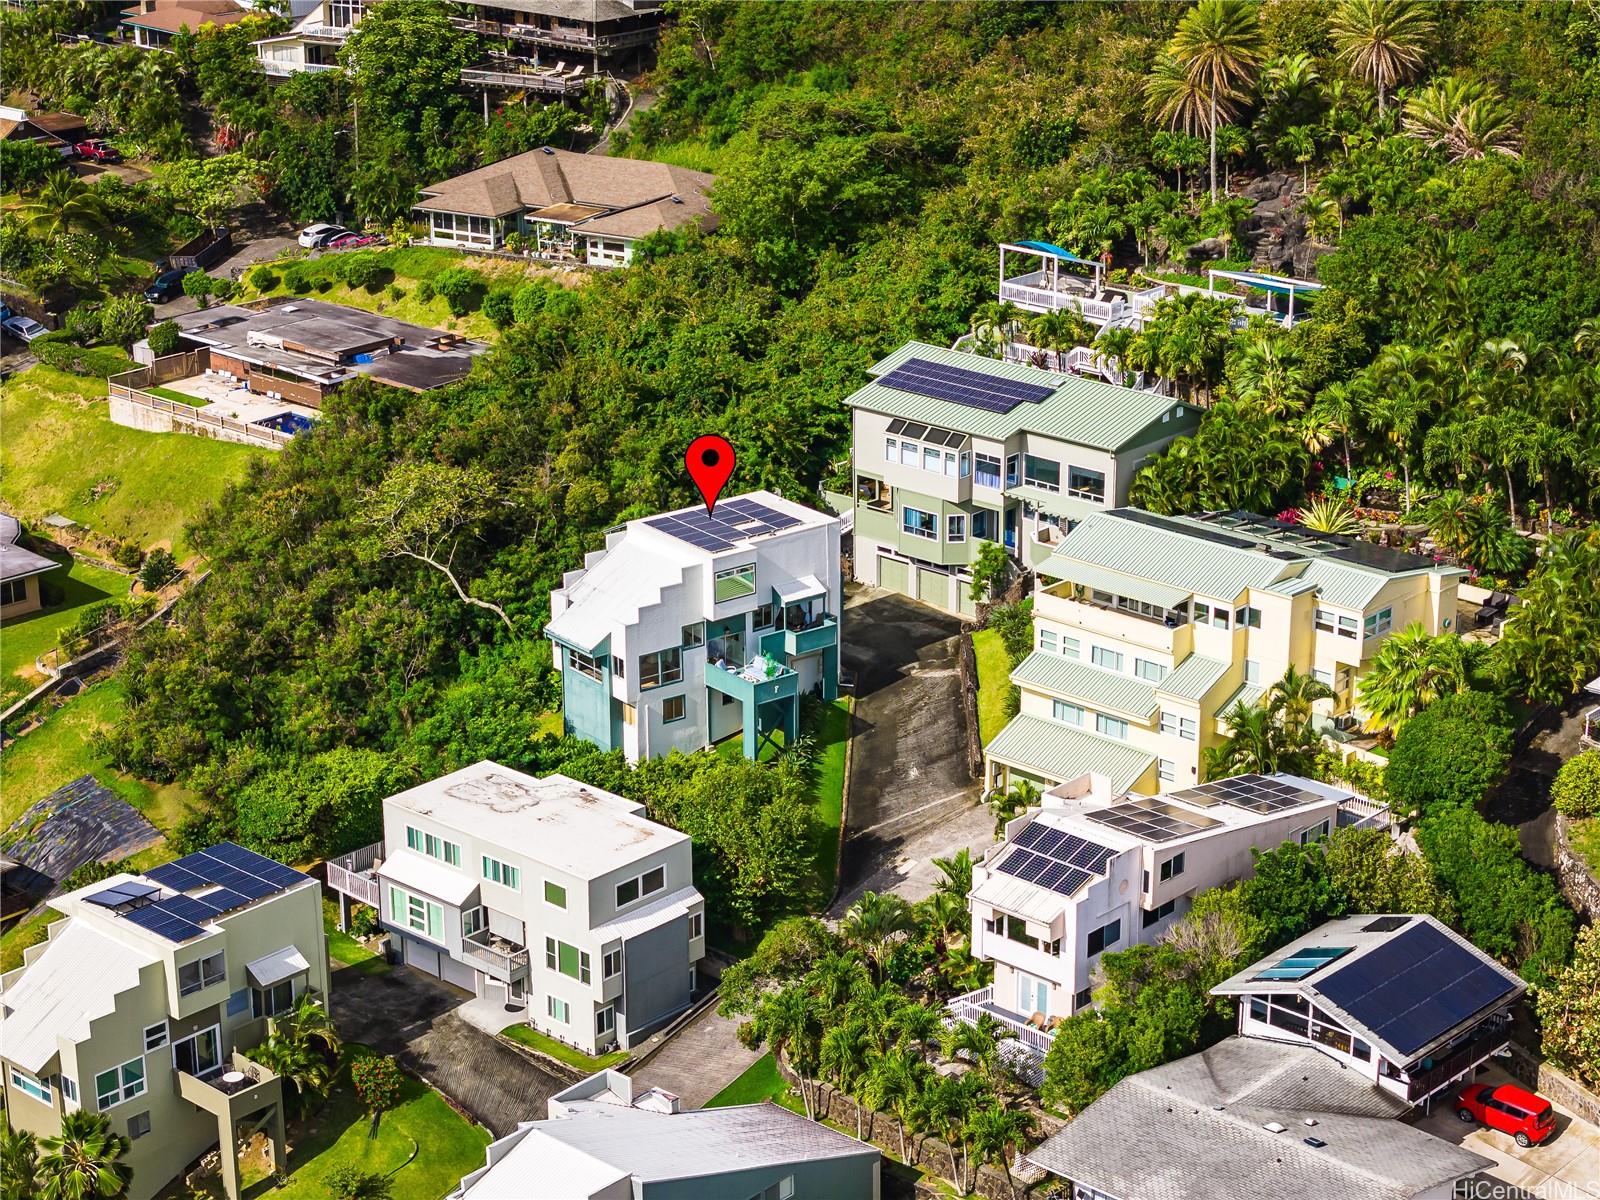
[1145,53,1212,142]
[1423,489,1475,557]
[924,1071,987,1193]
[941,1011,1011,1094]
[1329,0,1436,117]
[252,991,342,1107]
[1206,701,1287,778]
[1495,526,1600,705]
[1402,76,1521,162]
[14,172,112,242]
[1,1127,39,1200]
[1215,123,1249,194]
[1356,625,1471,731]
[1536,923,1600,1091]
[840,890,916,980]
[1364,344,1436,511]
[36,1111,131,1200]
[1267,664,1336,729]
[1165,0,1264,201]
[862,1042,929,1163]
[967,1101,1036,1200]
[932,848,974,900]
[1229,334,1309,415]
[819,1018,873,1138]
[1297,494,1360,535]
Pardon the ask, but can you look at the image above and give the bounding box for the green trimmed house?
[845,342,1198,614]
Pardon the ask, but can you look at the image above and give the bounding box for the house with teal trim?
[846,342,1198,615]
[546,491,842,762]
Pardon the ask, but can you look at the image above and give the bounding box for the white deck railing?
[945,984,1056,1056]
[326,842,382,907]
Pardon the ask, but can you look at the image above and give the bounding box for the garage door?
[403,937,441,978]
[440,954,477,993]
[878,555,909,596]
[918,566,948,608]
[958,580,977,619]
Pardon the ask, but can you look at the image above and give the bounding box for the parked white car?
[1,314,48,343]
[297,223,346,248]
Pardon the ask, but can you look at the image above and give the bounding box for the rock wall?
[1553,813,1600,920]
[1236,171,1335,277]
[1504,1042,1600,1128]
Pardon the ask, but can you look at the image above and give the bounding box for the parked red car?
[1455,1083,1556,1147]
[328,232,382,249]
[73,140,122,163]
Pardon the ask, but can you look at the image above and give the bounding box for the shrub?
[350,1054,403,1113]
[283,265,313,294]
[349,905,379,939]
[414,278,435,303]
[1385,691,1514,817]
[313,276,332,293]
[112,540,143,569]
[1552,750,1600,819]
[482,286,515,329]
[181,270,213,307]
[98,295,153,348]
[431,266,483,316]
[342,252,386,291]
[210,276,239,302]
[386,284,405,302]
[0,140,62,191]
[65,303,103,343]
[138,548,178,592]
[511,280,550,324]
[324,1166,392,1200]
[147,320,181,356]
[248,264,280,291]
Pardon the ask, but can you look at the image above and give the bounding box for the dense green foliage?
[1551,750,1600,819]
[1384,690,1515,816]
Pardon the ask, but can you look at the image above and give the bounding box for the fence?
[108,369,294,450]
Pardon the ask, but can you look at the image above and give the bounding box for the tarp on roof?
[1012,240,1101,268]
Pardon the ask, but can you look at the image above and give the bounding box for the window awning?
[378,850,479,908]
[1041,557,1191,611]
[246,946,311,989]
[1211,268,1325,296]
[775,575,826,605]
[1007,240,1102,269]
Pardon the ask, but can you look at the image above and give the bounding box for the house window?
[714,563,757,602]
[748,603,772,629]
[681,622,705,649]
[1066,465,1105,502]
[971,509,997,540]
[0,579,26,606]
[603,949,623,978]
[1235,605,1262,628]
[1160,711,1197,741]
[143,1023,168,1052]
[1095,714,1129,739]
[900,440,919,466]
[252,979,295,1018]
[1195,602,1212,625]
[1005,454,1019,487]
[1022,455,1060,492]
[482,856,520,890]
[1142,899,1178,927]
[1090,646,1123,672]
[596,1006,615,1037]
[616,865,665,909]
[1364,607,1393,638]
[974,454,1002,488]
[546,938,591,984]
[639,647,683,690]
[689,911,703,940]
[1086,919,1121,957]
[462,906,485,936]
[544,881,567,909]
[901,507,938,540]
[1298,819,1331,845]
[943,451,959,476]
[1040,629,1057,653]
[924,446,942,473]
[959,452,971,478]
[1157,757,1176,782]
[1159,853,1185,882]
[566,647,603,681]
[173,1025,222,1079]
[547,996,570,1024]
[1352,1039,1372,1062]
[406,827,460,866]
[178,952,226,997]
[1244,659,1261,685]
[1074,988,1093,1012]
[1211,605,1230,629]
[127,1112,151,1141]
[612,655,625,679]
[1314,607,1333,633]
[884,437,897,462]
[10,1070,50,1105]
[661,694,687,724]
[391,887,444,941]
[1062,636,1080,658]
[1312,666,1333,686]
[1134,658,1166,683]
[95,1058,146,1109]
[1052,700,1085,726]
[947,514,966,542]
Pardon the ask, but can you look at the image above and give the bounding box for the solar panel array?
[127,843,311,943]
[1315,923,1518,1059]
[1085,796,1222,843]
[1252,944,1352,982]
[885,418,965,447]
[645,498,803,552]
[878,357,1055,414]
[1168,773,1322,815]
[1362,916,1410,934]
[995,823,1115,896]
[86,881,159,909]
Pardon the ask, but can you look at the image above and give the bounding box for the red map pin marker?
[686,435,736,515]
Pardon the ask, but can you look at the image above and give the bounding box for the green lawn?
[0,678,196,841]
[0,365,266,559]
[0,906,60,973]
[971,628,1012,744]
[240,1049,490,1200]
[499,1023,630,1072]
[704,1052,804,1113]
[322,898,389,976]
[144,385,203,407]
[809,697,851,895]
[1569,817,1600,877]
[0,553,132,706]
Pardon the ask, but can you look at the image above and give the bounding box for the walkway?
[1491,696,1593,868]
[832,588,991,913]
[628,1002,759,1109]
[331,963,568,1137]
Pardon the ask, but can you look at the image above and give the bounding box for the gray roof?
[846,342,1191,452]
[1026,1037,1492,1200]
[985,713,1154,792]
[492,0,655,21]
[1011,651,1158,720]
[0,511,61,584]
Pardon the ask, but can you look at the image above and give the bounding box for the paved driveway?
[832,587,992,912]
[331,963,568,1137]
[628,1002,759,1109]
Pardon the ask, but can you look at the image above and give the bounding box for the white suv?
[297,223,347,248]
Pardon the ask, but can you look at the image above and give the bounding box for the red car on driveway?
[74,140,122,163]
[1456,1082,1556,1147]
[328,232,382,249]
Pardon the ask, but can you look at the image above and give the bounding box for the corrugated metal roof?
[1005,486,1103,524]
[0,921,157,1074]
[1292,559,1391,610]
[591,885,699,944]
[1040,511,1296,602]
[1217,681,1266,718]
[1158,654,1230,702]
[1262,573,1321,598]
[970,867,1077,922]
[847,342,1183,451]
[1011,651,1158,720]
[545,539,683,653]
[985,714,1154,792]
[1038,559,1193,610]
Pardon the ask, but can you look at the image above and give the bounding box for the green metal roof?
[1011,651,1159,720]
[985,714,1155,793]
[847,342,1188,452]
[1216,681,1266,721]
[1040,511,1296,603]
[1158,654,1230,702]
[1006,486,1102,524]
[1040,560,1193,610]
[1290,560,1392,610]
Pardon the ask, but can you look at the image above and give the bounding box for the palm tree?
[863,1043,928,1163]
[1205,701,1283,778]
[807,950,871,1017]
[759,986,824,1118]
[1275,124,1318,191]
[966,1101,1036,1200]
[941,1012,1010,1093]
[933,848,974,899]
[1215,123,1249,194]
[1365,344,1437,512]
[819,1019,873,1138]
[15,172,112,242]
[1330,0,1436,117]
[37,1111,131,1200]
[1267,664,1336,729]
[1167,0,1265,202]
[1356,625,1470,731]
[988,777,1040,834]
[273,989,341,1054]
[1027,310,1078,372]
[1144,52,1213,142]
[1230,335,1308,416]
[840,891,916,980]
[1403,76,1521,161]
[2,1126,40,1199]
[1423,488,1475,556]
[923,1071,986,1193]
[253,992,341,1108]
[1309,383,1360,481]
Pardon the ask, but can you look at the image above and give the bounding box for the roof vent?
[1304,1137,1327,1149]
[1262,1122,1287,1134]
[670,195,683,204]
[1303,1118,1318,1127]
[541,146,554,155]
[1211,1105,1225,1111]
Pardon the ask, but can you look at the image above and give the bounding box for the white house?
[325,762,705,1055]
[546,491,842,763]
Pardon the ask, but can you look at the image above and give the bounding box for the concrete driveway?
[1411,1064,1600,1198]
[331,963,569,1137]
[832,587,992,912]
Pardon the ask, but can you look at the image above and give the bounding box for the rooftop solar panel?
[878,357,1056,414]
[85,882,159,908]
[123,903,206,943]
[1316,924,1518,1060]
[155,894,222,925]
[1362,916,1410,934]
[143,862,209,891]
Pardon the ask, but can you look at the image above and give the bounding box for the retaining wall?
[1503,1042,1600,1128]
[1553,813,1600,921]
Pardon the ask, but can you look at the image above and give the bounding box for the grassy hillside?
[0,366,266,560]
[0,554,132,706]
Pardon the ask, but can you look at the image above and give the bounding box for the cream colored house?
[0,512,57,622]
[986,509,1465,796]
[0,844,330,1200]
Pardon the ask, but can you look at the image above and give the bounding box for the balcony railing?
[176,1050,281,1119]
[259,59,338,76]
[462,929,530,981]
[459,62,591,95]
[783,614,837,658]
[452,15,659,52]
[326,841,381,907]
[1402,1022,1511,1102]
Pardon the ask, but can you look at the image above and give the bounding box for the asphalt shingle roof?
[1011,651,1158,720]
[985,714,1154,792]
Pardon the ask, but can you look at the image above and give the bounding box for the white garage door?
[403,937,441,978]
[440,954,477,993]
